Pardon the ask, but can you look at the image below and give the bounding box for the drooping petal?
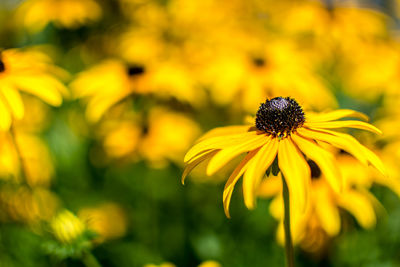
[278,137,310,212]
[243,137,278,209]
[313,183,340,236]
[181,150,218,184]
[304,120,381,134]
[197,125,252,142]
[12,75,65,106]
[306,109,369,123]
[297,128,386,175]
[291,134,342,193]
[337,190,376,229]
[1,85,24,120]
[184,131,261,162]
[207,134,269,176]
[0,98,12,130]
[223,149,258,218]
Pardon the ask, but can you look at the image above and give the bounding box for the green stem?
[82,252,102,267]
[282,174,295,267]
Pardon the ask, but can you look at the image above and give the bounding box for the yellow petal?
[306,109,369,123]
[181,150,218,184]
[278,137,310,213]
[314,185,340,236]
[197,125,252,141]
[223,149,258,218]
[12,75,65,106]
[298,128,386,175]
[291,134,342,193]
[304,120,381,134]
[337,190,376,229]
[0,99,12,130]
[243,137,278,209]
[184,131,260,163]
[206,134,268,176]
[1,85,24,120]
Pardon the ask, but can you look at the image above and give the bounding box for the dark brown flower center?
[255,97,305,138]
[127,64,145,76]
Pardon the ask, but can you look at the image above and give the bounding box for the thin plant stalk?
[282,174,295,267]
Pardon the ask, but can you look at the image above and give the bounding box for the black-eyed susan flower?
[15,0,102,33]
[183,96,385,218]
[0,48,68,130]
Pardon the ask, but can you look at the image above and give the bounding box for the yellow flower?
[183,97,385,217]
[99,107,201,166]
[0,186,59,224]
[198,260,222,267]
[78,203,127,243]
[50,210,86,244]
[71,59,150,123]
[0,48,68,130]
[202,41,337,112]
[139,108,201,167]
[260,154,390,251]
[15,0,102,33]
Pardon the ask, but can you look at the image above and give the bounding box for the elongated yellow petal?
[291,134,342,193]
[207,134,268,176]
[0,98,12,130]
[314,184,340,236]
[305,120,381,134]
[223,150,258,218]
[1,85,24,120]
[182,150,218,184]
[184,131,260,162]
[243,137,278,209]
[338,191,376,229]
[12,75,65,106]
[278,137,310,212]
[306,109,369,123]
[297,128,386,175]
[197,125,252,142]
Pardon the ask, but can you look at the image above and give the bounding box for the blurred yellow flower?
[0,48,67,130]
[99,107,200,166]
[0,186,59,224]
[202,41,336,112]
[71,59,150,123]
[15,0,102,32]
[198,260,222,267]
[260,154,390,251]
[50,210,86,244]
[0,131,54,187]
[183,97,384,217]
[139,108,201,166]
[78,203,127,243]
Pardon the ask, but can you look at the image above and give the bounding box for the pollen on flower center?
[0,59,5,73]
[255,97,305,138]
[127,65,145,76]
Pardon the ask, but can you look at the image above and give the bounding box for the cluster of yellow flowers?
[0,0,400,265]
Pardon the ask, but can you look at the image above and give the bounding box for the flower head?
[183,97,385,218]
[0,48,68,130]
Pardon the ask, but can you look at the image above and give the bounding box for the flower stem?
[282,174,295,267]
[82,252,102,267]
